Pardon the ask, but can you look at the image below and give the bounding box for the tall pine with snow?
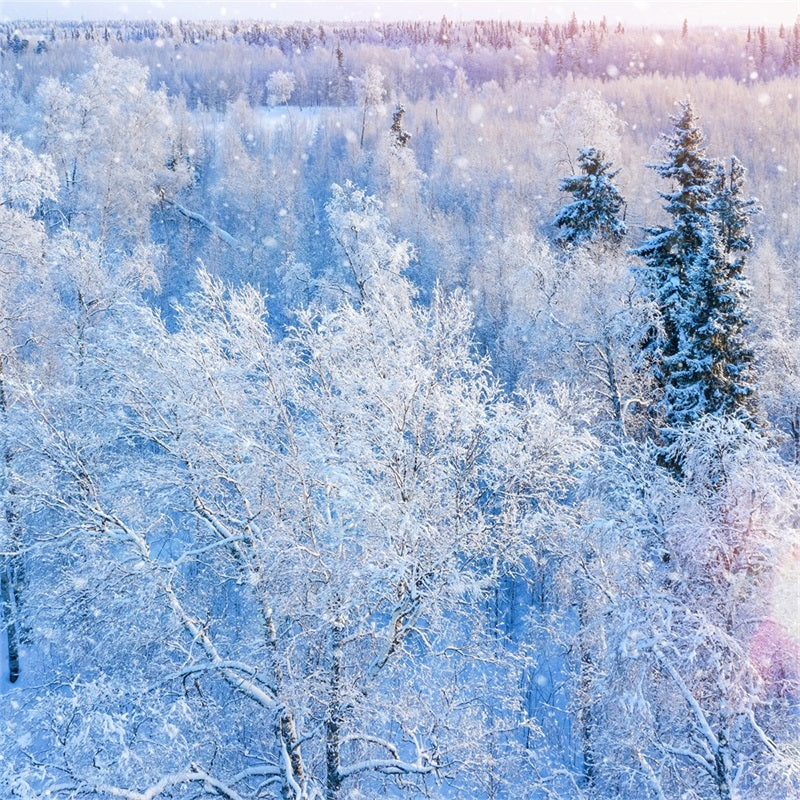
[633,102,758,453]
[553,146,627,246]
[691,157,760,418]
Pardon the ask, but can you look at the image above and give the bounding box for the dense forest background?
[0,13,799,800]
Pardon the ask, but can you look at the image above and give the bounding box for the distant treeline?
[3,14,800,104]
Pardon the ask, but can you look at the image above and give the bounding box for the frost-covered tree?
[1,185,592,800]
[356,65,386,148]
[633,102,758,454]
[540,90,624,177]
[573,422,800,800]
[0,134,59,684]
[676,156,759,428]
[684,212,757,426]
[266,69,296,106]
[633,101,715,398]
[707,158,761,405]
[35,48,188,250]
[712,157,759,261]
[553,146,627,246]
[390,103,411,147]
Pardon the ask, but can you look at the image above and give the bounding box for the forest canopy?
[0,11,799,800]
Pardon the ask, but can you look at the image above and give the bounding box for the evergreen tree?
[633,101,716,419]
[633,103,758,452]
[661,217,732,430]
[553,146,626,246]
[695,157,760,416]
[390,103,411,147]
[712,156,760,260]
[684,214,756,424]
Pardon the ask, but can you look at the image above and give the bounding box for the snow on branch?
[161,196,243,252]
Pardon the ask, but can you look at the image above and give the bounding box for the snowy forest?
[0,10,799,800]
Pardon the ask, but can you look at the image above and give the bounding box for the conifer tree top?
[632,101,759,467]
[553,146,626,246]
[651,101,715,217]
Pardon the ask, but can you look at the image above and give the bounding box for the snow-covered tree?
[683,209,757,426]
[553,146,627,246]
[573,421,800,799]
[675,156,760,429]
[390,103,411,147]
[35,48,188,251]
[0,134,59,684]
[633,101,715,401]
[632,102,758,456]
[1,185,593,799]
[356,65,386,148]
[712,156,760,261]
[266,69,296,106]
[540,90,625,177]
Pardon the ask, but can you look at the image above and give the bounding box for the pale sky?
[0,0,797,27]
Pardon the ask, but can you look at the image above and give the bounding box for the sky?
[0,0,797,27]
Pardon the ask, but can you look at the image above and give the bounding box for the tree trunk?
[325,616,344,800]
[603,338,624,433]
[0,369,23,683]
[325,618,342,800]
[360,104,368,149]
[577,598,596,788]
[1,566,20,682]
[263,607,310,799]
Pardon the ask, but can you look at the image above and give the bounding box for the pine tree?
[633,102,715,408]
[632,103,758,451]
[553,147,626,246]
[697,157,760,415]
[712,156,760,260]
[390,103,411,147]
[661,217,730,430]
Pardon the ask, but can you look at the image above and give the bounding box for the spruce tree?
[633,100,716,425]
[632,103,758,450]
[695,157,760,416]
[390,103,411,147]
[553,147,627,246]
[712,156,760,261]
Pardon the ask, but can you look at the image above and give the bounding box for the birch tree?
[2,185,591,799]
